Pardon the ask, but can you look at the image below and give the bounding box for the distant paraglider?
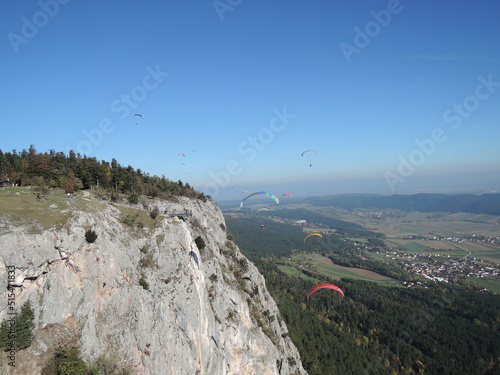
[240,192,279,207]
[302,149,317,166]
[281,193,293,197]
[306,284,345,299]
[303,233,322,243]
[133,113,144,125]
[301,149,317,156]
[257,208,269,213]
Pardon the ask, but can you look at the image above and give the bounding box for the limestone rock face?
[0,196,306,375]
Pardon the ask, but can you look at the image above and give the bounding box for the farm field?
[466,277,500,294]
[278,253,398,285]
[333,209,500,238]
[327,208,500,265]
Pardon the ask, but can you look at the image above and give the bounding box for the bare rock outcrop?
[0,196,306,375]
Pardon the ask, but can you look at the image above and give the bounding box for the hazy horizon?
[213,169,500,203]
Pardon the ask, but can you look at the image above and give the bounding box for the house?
[0,180,12,188]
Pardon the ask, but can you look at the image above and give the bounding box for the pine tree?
[16,301,35,350]
[0,320,10,349]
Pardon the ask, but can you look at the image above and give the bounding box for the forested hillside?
[0,146,206,200]
[226,215,500,375]
[225,216,409,280]
[256,261,500,375]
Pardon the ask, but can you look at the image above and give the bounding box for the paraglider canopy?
[301,149,317,156]
[240,192,279,207]
[132,114,144,118]
[306,284,345,299]
[303,233,322,243]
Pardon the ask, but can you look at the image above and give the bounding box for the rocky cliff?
[0,190,306,374]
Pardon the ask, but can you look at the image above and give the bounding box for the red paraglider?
[306,284,345,299]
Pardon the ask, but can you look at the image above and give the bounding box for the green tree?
[65,172,75,194]
[0,301,35,351]
[54,347,88,375]
[85,229,98,243]
[0,320,11,350]
[16,301,35,350]
[127,194,139,204]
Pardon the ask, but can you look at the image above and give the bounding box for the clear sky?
[1,0,500,201]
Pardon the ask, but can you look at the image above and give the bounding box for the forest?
[225,216,410,281]
[0,146,207,201]
[226,215,500,375]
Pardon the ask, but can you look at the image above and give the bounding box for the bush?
[139,277,149,291]
[85,229,98,243]
[89,354,132,375]
[35,185,49,200]
[195,236,206,251]
[149,207,159,219]
[53,347,88,375]
[121,213,136,226]
[127,194,139,204]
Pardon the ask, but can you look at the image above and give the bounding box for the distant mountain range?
[302,193,500,215]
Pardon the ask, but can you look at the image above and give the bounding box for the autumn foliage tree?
[0,146,208,201]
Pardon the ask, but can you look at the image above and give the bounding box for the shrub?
[127,194,139,204]
[149,207,159,219]
[239,258,249,273]
[195,236,206,251]
[121,213,138,226]
[85,229,98,243]
[35,185,49,200]
[89,354,132,375]
[53,347,88,375]
[139,277,149,291]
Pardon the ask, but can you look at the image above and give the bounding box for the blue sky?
[1,0,500,201]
